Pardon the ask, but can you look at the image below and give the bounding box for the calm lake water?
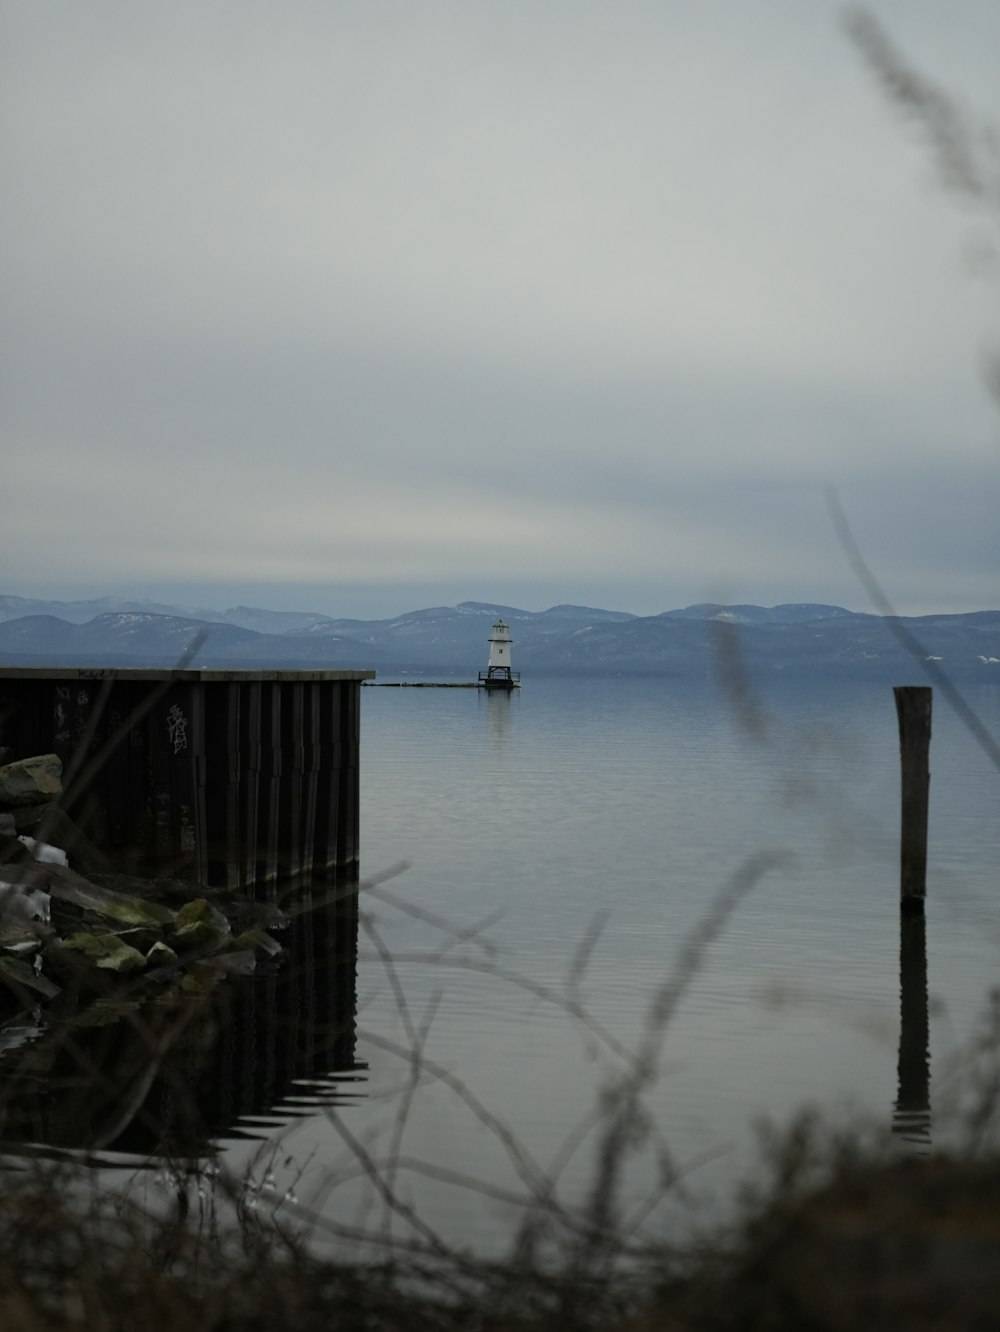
[213,673,1000,1252]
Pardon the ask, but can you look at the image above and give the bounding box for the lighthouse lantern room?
[478,618,521,690]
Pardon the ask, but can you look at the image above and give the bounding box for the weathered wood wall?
[0,667,374,891]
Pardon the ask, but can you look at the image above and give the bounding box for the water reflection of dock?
[0,881,363,1157]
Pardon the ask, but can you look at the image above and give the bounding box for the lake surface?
[211,673,1000,1253]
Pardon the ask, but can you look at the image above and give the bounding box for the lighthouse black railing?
[478,669,521,686]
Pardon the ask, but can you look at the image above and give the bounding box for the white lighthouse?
[478,618,520,690]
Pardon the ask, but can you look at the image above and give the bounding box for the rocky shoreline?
[0,750,287,1016]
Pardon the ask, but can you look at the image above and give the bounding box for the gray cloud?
[2,1,998,617]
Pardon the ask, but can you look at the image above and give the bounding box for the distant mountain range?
[0,594,997,680]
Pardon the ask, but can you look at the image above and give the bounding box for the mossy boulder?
[105,926,163,954]
[172,921,229,952]
[0,954,61,999]
[82,894,174,930]
[0,755,62,806]
[36,865,175,929]
[145,940,178,966]
[235,927,284,958]
[57,933,148,973]
[0,920,45,953]
[172,898,232,953]
[174,898,231,934]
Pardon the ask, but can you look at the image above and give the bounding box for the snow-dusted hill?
[0,597,997,679]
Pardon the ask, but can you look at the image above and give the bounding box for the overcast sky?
[2,1,998,618]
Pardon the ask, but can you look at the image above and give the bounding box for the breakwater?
[364,681,478,688]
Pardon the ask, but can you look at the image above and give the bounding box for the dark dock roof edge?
[0,666,376,683]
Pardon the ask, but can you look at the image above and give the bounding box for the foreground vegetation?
[0,1113,998,1331]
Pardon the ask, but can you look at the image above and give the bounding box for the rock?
[0,954,61,999]
[145,941,178,966]
[102,926,164,954]
[0,755,62,807]
[0,920,44,952]
[81,892,174,930]
[235,927,284,958]
[0,813,15,837]
[208,949,256,975]
[89,872,204,903]
[238,900,292,932]
[57,933,148,973]
[0,856,275,1004]
[0,832,31,866]
[13,806,109,876]
[174,898,231,935]
[11,863,175,929]
[180,963,226,992]
[172,920,228,953]
[17,836,67,867]
[0,881,51,923]
[172,898,233,954]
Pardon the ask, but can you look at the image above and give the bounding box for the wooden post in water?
[894,686,932,910]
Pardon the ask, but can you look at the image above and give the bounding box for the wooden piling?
[894,685,932,909]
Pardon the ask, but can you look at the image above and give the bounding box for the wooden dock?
[0,666,374,891]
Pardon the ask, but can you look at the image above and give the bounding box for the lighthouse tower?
[478,618,520,690]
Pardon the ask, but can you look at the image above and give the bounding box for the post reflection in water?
[0,877,364,1160]
[892,904,932,1150]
